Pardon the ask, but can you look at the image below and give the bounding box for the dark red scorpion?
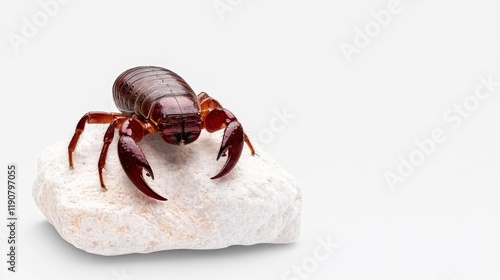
[68,66,255,201]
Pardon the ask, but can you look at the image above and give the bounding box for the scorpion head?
[152,96,202,145]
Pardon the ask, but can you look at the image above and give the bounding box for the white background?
[1,0,500,279]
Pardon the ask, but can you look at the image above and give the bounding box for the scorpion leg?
[68,111,125,168]
[198,92,256,179]
[117,118,167,201]
[97,117,127,190]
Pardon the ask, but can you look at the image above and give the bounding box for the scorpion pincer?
[68,66,255,201]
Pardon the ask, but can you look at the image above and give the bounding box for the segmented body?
[69,65,256,201]
[112,66,199,120]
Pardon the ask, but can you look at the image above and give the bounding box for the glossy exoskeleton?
[68,66,255,201]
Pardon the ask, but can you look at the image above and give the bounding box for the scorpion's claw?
[211,121,244,179]
[118,135,167,201]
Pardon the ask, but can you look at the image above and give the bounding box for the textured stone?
[32,126,302,255]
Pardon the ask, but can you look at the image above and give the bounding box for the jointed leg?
[69,111,165,200]
[68,111,125,168]
[97,117,128,190]
[244,134,255,156]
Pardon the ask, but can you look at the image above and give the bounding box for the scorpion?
[68,66,255,201]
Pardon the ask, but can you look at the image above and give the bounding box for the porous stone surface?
[32,126,302,256]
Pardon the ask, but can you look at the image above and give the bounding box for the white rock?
[32,126,302,256]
